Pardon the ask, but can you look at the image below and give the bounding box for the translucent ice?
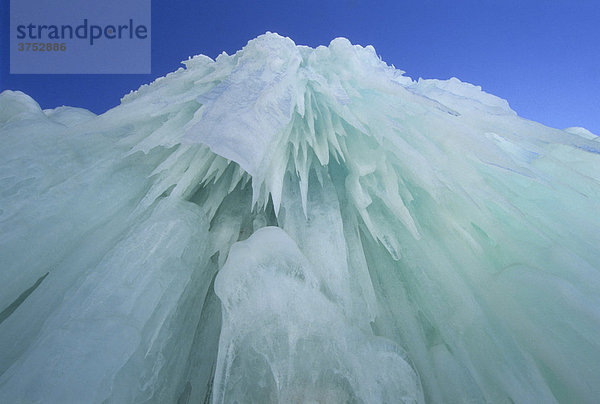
[213,227,422,403]
[1,33,599,403]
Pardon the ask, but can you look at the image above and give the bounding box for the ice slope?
[0,32,599,403]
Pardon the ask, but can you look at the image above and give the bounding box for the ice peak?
[104,35,528,250]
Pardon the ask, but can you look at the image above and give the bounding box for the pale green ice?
[0,33,599,403]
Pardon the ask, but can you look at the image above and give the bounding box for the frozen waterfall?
[1,33,599,403]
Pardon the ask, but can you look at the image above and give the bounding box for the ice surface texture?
[1,33,599,403]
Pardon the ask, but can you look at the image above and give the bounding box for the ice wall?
[1,33,599,403]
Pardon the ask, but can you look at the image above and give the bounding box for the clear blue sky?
[1,0,599,134]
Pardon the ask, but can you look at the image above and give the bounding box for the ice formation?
[1,33,599,403]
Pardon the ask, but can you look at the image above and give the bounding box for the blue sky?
[1,0,599,134]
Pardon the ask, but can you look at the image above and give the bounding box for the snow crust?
[1,33,599,403]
